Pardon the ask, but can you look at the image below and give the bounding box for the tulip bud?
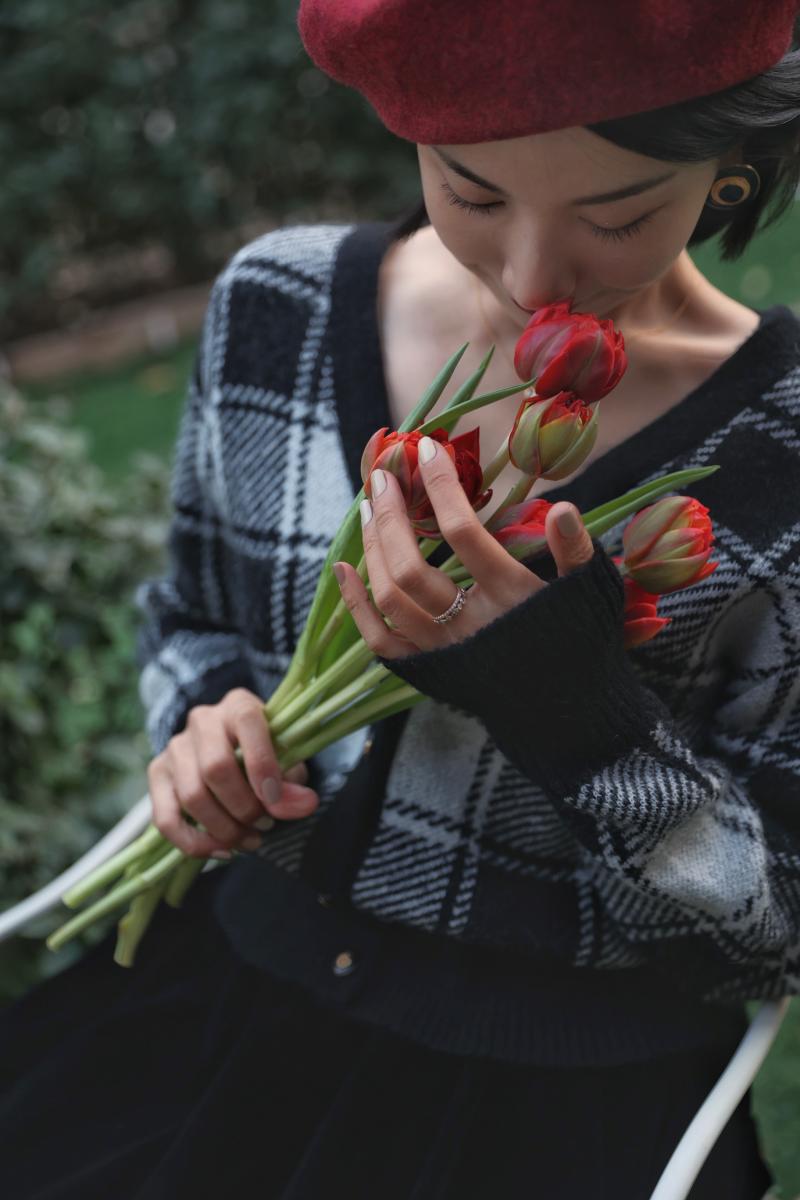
[622,496,718,594]
[507,390,599,480]
[513,301,627,401]
[622,577,670,649]
[491,498,553,558]
[360,425,492,539]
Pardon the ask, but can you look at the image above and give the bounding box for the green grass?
[22,206,800,1194]
[26,339,198,482]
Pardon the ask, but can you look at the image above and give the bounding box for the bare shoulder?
[378,225,470,346]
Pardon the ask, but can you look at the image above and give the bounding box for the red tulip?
[491,498,554,557]
[360,425,492,539]
[507,390,599,480]
[622,496,718,594]
[622,577,670,649]
[513,300,627,402]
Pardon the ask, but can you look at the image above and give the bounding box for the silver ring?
[432,585,468,624]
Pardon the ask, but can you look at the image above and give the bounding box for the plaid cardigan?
[135,219,800,1063]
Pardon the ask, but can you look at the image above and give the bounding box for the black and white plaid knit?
[136,219,800,1027]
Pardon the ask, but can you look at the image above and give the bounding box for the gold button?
[332,950,356,976]
[317,892,332,907]
[362,737,374,757]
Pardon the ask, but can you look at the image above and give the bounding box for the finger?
[189,703,265,827]
[334,559,421,658]
[265,781,321,822]
[169,731,259,850]
[545,502,595,577]
[219,690,282,816]
[415,435,531,593]
[148,756,239,859]
[269,761,320,820]
[359,496,443,648]
[284,762,308,785]
[368,468,465,621]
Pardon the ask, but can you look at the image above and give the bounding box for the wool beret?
[297,0,797,144]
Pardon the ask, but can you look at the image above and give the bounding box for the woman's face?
[416,126,723,330]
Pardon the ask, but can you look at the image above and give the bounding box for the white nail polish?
[371,468,387,497]
[360,498,373,525]
[418,436,437,463]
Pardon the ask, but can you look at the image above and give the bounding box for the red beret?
[297,0,797,144]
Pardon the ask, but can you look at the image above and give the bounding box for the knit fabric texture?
[136,219,800,1011]
[297,0,797,143]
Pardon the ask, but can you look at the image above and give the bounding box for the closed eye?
[439,180,656,241]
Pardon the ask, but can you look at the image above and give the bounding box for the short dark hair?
[393,24,800,261]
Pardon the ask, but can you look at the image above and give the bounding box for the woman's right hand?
[147,687,319,859]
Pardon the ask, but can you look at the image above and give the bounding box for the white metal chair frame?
[0,795,789,1200]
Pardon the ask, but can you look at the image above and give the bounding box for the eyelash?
[438,180,655,242]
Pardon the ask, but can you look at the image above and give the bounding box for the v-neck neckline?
[329,218,800,512]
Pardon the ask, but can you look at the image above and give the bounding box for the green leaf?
[419,378,534,436]
[582,466,719,534]
[398,342,470,432]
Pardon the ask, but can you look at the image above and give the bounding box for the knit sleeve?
[134,278,260,756]
[379,542,800,1002]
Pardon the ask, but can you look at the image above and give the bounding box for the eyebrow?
[431,146,676,206]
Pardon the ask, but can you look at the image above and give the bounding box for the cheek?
[422,178,497,267]
[591,207,702,295]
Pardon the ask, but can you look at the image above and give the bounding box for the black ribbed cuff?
[380,542,669,797]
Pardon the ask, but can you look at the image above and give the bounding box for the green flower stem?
[122,839,170,880]
[480,438,512,491]
[277,662,391,751]
[47,846,185,953]
[164,855,207,908]
[114,871,173,967]
[61,823,167,908]
[263,675,304,724]
[261,659,306,718]
[305,603,345,664]
[268,639,375,737]
[275,679,426,768]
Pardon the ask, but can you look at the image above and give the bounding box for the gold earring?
[704,164,761,210]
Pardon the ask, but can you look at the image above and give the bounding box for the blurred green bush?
[1,0,420,340]
[0,382,172,999]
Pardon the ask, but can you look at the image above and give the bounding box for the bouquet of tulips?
[46,302,718,966]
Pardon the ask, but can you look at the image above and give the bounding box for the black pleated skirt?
[0,866,774,1200]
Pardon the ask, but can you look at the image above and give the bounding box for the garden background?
[1,2,798,1193]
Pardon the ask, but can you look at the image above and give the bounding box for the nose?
[502,237,575,313]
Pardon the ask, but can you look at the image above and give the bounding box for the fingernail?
[418,436,437,463]
[371,468,387,497]
[253,814,275,831]
[556,505,581,537]
[262,777,281,807]
[242,835,262,851]
[210,850,233,860]
[360,498,373,525]
[333,562,345,586]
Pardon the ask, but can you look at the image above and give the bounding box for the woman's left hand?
[333,434,596,660]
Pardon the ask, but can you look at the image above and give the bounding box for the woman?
[1,2,799,1197]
